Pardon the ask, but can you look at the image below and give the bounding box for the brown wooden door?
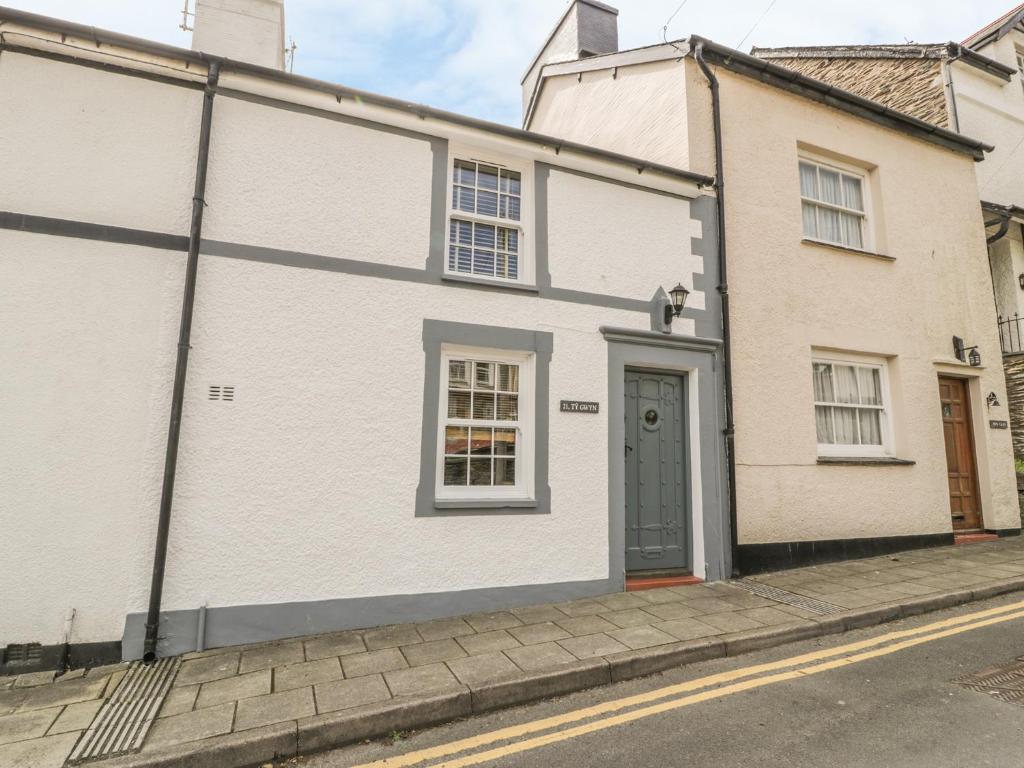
[938,376,982,531]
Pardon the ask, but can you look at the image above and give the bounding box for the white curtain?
[859,410,882,445]
[812,363,834,402]
[834,407,859,444]
[833,365,859,404]
[815,406,834,444]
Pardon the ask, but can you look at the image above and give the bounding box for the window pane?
[472,392,495,419]
[469,457,492,485]
[497,394,518,420]
[454,160,475,186]
[842,174,864,211]
[841,213,863,249]
[834,365,859,404]
[859,410,882,445]
[470,427,493,455]
[812,363,834,402]
[857,367,882,405]
[448,390,470,418]
[802,202,818,238]
[454,247,471,273]
[454,187,475,212]
[478,165,499,190]
[477,190,498,217]
[799,162,819,199]
[834,407,859,444]
[508,254,518,280]
[494,428,516,455]
[503,196,521,221]
[445,426,469,455]
[502,170,521,195]
[474,362,495,389]
[474,224,495,249]
[820,169,842,205]
[494,458,515,486]
[498,364,519,392]
[444,457,468,485]
[473,250,495,276]
[452,219,472,245]
[815,406,835,444]
[819,207,842,244]
[449,360,470,388]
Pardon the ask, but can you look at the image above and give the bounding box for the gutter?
[982,202,1024,246]
[946,42,1015,81]
[143,60,221,662]
[692,42,740,578]
[0,6,712,190]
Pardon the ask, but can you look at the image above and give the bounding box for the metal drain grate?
[731,579,844,615]
[68,656,180,764]
[954,658,1024,707]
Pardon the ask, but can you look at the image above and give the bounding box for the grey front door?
[624,370,689,572]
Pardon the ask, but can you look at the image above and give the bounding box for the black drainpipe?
[693,43,740,578]
[143,59,221,662]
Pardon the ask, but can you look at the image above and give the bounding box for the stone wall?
[1003,354,1024,457]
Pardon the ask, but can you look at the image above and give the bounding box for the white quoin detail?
[191,0,287,71]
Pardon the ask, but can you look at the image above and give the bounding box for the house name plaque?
[560,400,600,414]
[989,420,1009,429]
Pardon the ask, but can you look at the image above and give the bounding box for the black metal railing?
[999,314,1024,355]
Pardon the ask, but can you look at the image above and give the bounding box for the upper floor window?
[813,356,891,457]
[1017,50,1024,96]
[800,158,867,250]
[447,156,526,282]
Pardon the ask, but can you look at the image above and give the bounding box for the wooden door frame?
[938,374,984,531]
[623,367,693,575]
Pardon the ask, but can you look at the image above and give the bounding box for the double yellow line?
[354,599,1024,768]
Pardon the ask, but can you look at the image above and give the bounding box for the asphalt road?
[280,593,1024,768]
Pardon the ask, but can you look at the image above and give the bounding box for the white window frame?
[1016,49,1024,97]
[435,345,536,502]
[445,145,534,285]
[812,354,894,458]
[799,155,874,252]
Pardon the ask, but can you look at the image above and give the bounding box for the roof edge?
[0,5,711,189]
[688,36,995,160]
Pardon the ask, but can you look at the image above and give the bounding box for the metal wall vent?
[208,385,235,402]
[3,642,42,666]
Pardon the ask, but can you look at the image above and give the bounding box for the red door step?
[626,574,704,591]
[954,532,999,545]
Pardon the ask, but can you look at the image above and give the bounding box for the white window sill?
[801,238,894,262]
[441,273,539,293]
[817,456,915,466]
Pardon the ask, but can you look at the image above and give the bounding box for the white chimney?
[191,0,286,70]
[522,0,619,119]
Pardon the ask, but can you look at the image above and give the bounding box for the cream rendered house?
[526,2,1020,572]
[753,5,1024,460]
[0,1,730,668]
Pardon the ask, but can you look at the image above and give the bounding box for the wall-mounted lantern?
[953,336,982,367]
[664,283,690,326]
[987,391,1001,407]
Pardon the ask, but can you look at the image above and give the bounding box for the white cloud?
[3,0,1015,124]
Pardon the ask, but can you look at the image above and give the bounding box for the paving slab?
[384,663,464,698]
[239,641,305,673]
[556,615,619,637]
[0,707,60,745]
[157,684,198,718]
[699,611,766,633]
[464,612,523,633]
[234,687,315,731]
[654,618,721,641]
[455,629,520,656]
[16,675,106,713]
[314,675,391,714]
[607,625,679,650]
[174,653,240,687]
[507,622,572,646]
[274,658,343,692]
[505,642,579,672]
[400,639,467,667]
[509,605,571,624]
[362,625,422,651]
[47,699,102,735]
[415,618,476,642]
[195,670,271,709]
[341,648,408,679]
[304,632,366,661]
[447,653,521,688]
[603,608,659,628]
[641,601,703,621]
[0,729,80,768]
[14,672,56,689]
[558,633,631,660]
[145,702,235,749]
[0,689,28,717]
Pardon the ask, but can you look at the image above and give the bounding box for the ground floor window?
[812,355,891,456]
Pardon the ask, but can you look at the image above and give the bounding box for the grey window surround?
[801,238,895,262]
[817,456,916,466]
[416,319,553,517]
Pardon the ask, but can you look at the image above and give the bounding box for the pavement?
[302,590,1024,768]
[4,536,1024,767]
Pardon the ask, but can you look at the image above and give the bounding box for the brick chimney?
[191,0,286,70]
[522,0,619,120]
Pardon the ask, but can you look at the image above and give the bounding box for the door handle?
[625,444,633,458]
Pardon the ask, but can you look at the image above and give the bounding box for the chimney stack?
[191,0,286,70]
[522,0,619,120]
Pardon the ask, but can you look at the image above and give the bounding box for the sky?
[4,1,1017,126]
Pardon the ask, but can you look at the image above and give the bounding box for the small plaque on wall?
[990,420,1009,429]
[560,400,599,414]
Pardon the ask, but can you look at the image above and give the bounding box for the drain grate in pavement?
[953,657,1024,708]
[731,579,844,615]
[68,656,180,764]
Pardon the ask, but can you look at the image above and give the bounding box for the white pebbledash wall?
[0,34,707,649]
[528,49,1018,548]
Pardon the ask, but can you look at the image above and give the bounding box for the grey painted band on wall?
[415,319,553,517]
[121,577,614,659]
